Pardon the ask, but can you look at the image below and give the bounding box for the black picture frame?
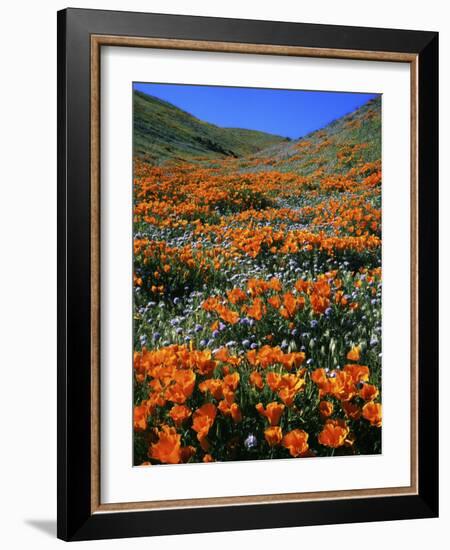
[57,7,438,541]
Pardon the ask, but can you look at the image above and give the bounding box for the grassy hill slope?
[133,90,289,164]
[235,96,381,176]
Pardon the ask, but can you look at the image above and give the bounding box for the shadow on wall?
[25,519,56,538]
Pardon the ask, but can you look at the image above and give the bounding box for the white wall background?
[0,0,446,547]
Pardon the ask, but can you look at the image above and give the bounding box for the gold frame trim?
[90,35,419,514]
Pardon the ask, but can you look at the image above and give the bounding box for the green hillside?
[236,96,381,176]
[133,90,289,164]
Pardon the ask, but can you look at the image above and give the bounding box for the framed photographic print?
[57,8,439,541]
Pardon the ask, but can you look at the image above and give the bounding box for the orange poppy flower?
[295,279,310,294]
[249,370,264,390]
[192,403,216,434]
[134,404,148,431]
[256,402,285,426]
[227,287,247,304]
[314,279,331,297]
[199,378,224,401]
[218,305,240,325]
[268,277,282,291]
[203,454,214,463]
[246,297,266,321]
[149,425,181,464]
[169,404,192,427]
[266,372,282,392]
[265,426,283,446]
[343,364,370,383]
[318,419,350,448]
[342,399,361,420]
[359,383,379,401]
[268,295,282,309]
[362,401,382,427]
[189,349,217,376]
[223,372,240,391]
[277,374,305,406]
[319,400,334,418]
[280,292,303,319]
[282,429,309,457]
[165,369,196,404]
[246,349,258,366]
[310,292,330,314]
[214,347,240,366]
[346,345,361,361]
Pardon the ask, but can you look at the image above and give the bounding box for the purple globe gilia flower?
[325,307,332,316]
[195,324,203,333]
[212,330,220,339]
[175,327,183,335]
[291,328,298,337]
[310,320,318,328]
[218,322,226,331]
[250,343,258,350]
[244,434,257,450]
[152,332,161,341]
[370,338,378,347]
[242,339,251,348]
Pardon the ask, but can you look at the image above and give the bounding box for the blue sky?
[133,82,378,140]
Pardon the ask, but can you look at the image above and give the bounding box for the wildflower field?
[133,89,382,466]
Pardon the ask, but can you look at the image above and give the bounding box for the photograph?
[132,83,383,466]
